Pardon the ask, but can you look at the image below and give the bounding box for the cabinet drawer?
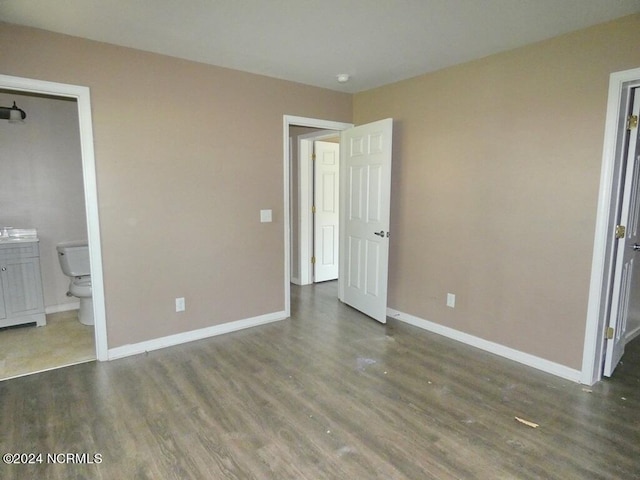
[0,242,40,260]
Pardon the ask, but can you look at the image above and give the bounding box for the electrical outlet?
[175,297,185,312]
[446,293,456,308]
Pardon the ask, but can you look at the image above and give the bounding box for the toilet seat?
[69,277,92,298]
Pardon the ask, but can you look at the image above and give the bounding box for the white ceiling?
[1,0,639,93]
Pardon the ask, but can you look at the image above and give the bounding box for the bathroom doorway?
[0,74,107,379]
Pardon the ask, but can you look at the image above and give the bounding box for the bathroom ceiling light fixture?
[336,73,350,83]
[0,101,27,123]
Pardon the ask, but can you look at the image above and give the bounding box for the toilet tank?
[57,241,90,276]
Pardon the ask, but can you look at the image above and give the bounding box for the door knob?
[633,243,640,251]
[374,230,385,237]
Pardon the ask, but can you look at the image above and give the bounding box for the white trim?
[45,302,80,315]
[0,74,108,362]
[283,116,353,314]
[389,308,582,383]
[626,324,640,343]
[299,137,313,285]
[108,310,287,360]
[583,67,640,385]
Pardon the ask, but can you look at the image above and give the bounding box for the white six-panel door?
[339,118,393,323]
[605,89,640,376]
[314,141,340,282]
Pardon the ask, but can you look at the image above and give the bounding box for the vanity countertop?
[0,228,39,244]
[0,236,39,244]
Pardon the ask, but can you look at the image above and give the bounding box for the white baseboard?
[45,302,80,314]
[108,310,288,360]
[387,308,582,383]
[625,324,640,343]
[290,276,302,286]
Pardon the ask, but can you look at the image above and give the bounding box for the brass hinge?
[615,225,626,239]
[606,327,615,340]
[312,153,316,160]
[628,115,638,130]
[312,205,316,214]
[311,256,316,264]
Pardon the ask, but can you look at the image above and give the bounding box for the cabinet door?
[2,257,45,317]
[0,273,6,320]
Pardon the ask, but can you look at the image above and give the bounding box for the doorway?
[283,116,353,316]
[292,130,341,286]
[0,74,107,370]
[284,115,394,324]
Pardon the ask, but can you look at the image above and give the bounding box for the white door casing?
[604,89,640,377]
[283,116,354,315]
[339,118,393,323]
[314,141,340,282]
[0,74,107,361]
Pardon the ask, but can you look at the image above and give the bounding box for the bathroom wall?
[0,91,87,311]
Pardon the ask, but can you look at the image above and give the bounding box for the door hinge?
[312,153,316,160]
[607,327,615,340]
[615,225,626,239]
[312,205,316,214]
[628,115,638,130]
[311,256,316,264]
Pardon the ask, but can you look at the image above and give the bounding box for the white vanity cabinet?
[0,240,46,328]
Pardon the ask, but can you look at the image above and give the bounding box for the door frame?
[296,130,341,286]
[283,116,353,315]
[0,74,108,361]
[583,67,640,384]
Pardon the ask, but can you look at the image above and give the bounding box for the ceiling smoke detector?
[336,74,350,83]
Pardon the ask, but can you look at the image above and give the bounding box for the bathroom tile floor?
[0,310,95,381]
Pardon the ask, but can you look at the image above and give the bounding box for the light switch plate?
[175,297,185,312]
[447,293,456,308]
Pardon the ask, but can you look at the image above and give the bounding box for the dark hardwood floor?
[0,281,638,479]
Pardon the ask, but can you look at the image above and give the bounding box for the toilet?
[56,241,93,326]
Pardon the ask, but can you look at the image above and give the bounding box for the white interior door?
[339,118,393,323]
[605,89,640,376]
[314,141,340,282]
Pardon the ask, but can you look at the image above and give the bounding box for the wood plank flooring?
[0,281,638,479]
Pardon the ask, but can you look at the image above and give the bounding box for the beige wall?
[3,15,638,371]
[354,14,640,369]
[0,91,87,310]
[0,22,352,348]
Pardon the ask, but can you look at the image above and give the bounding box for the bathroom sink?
[0,227,38,243]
